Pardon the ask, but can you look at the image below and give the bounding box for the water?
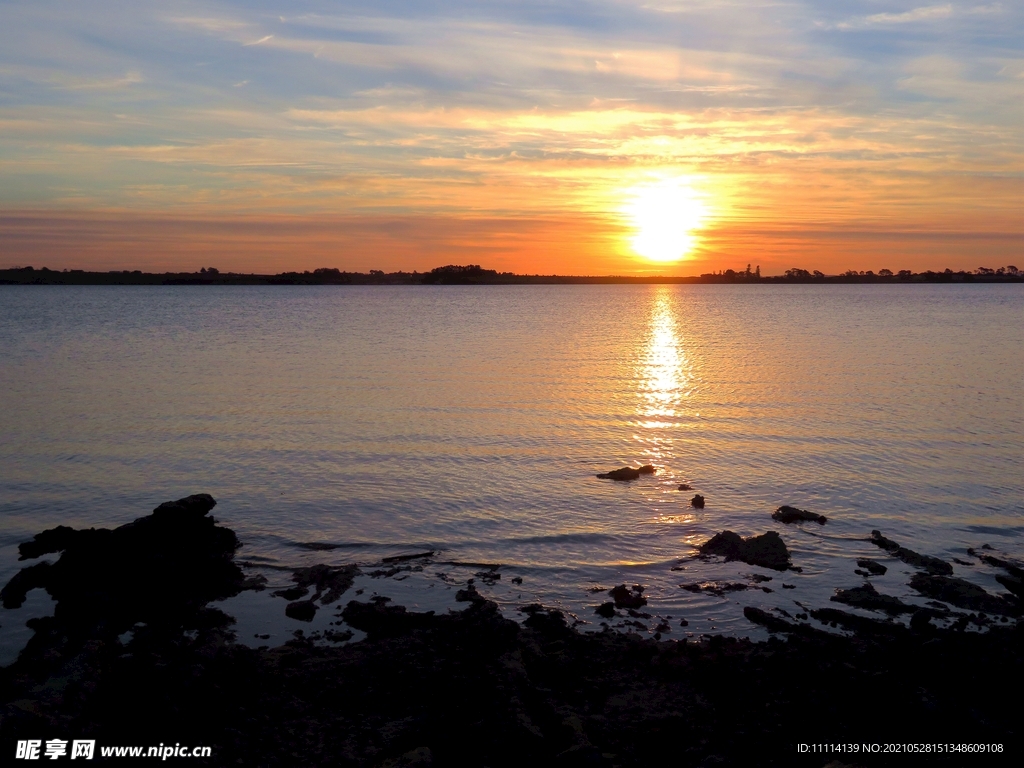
[1,284,1022,656]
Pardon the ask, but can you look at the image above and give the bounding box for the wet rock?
[286,600,318,622]
[681,582,748,597]
[382,551,436,563]
[869,531,952,575]
[273,586,310,601]
[909,573,1019,616]
[809,608,902,636]
[855,559,887,576]
[700,530,792,571]
[289,563,360,604]
[743,606,804,634]
[595,602,616,618]
[831,583,914,615]
[511,576,523,585]
[995,573,1024,600]
[771,505,827,525]
[596,465,655,481]
[750,574,773,583]
[690,494,706,509]
[678,483,693,491]
[455,584,486,604]
[609,584,647,609]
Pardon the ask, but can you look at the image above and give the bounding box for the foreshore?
[1,496,1019,766]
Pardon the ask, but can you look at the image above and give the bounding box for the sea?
[1,283,1022,660]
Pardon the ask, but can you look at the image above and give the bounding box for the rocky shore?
[1,496,1019,766]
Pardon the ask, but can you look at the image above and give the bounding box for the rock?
[681,582,748,597]
[678,483,693,491]
[273,586,310,601]
[1,493,245,626]
[771,505,827,525]
[700,530,792,571]
[909,573,1019,616]
[690,494,705,509]
[855,559,887,576]
[285,600,318,622]
[831,583,914,615]
[595,602,616,618]
[609,584,647,609]
[995,573,1024,600]
[288,563,360,605]
[596,465,655,481]
[382,551,436,563]
[869,531,952,575]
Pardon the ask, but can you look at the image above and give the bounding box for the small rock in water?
[772,505,827,525]
[690,494,706,509]
[699,530,792,571]
[285,600,318,622]
[609,583,647,609]
[596,465,655,481]
[595,602,616,618]
[869,530,952,575]
[855,559,887,576]
[678,483,693,491]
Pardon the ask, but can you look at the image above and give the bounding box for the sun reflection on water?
[634,287,691,466]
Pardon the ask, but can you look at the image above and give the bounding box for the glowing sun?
[624,178,707,263]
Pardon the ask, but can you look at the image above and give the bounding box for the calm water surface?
[1,284,1022,655]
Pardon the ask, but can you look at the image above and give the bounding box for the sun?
[624,178,707,263]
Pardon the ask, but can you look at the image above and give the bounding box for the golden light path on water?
[634,287,692,468]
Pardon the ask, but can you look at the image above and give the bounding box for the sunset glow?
[0,3,1020,275]
[625,179,708,264]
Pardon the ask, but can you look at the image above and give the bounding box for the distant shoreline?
[2,264,1022,286]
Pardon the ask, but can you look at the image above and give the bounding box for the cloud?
[834,4,953,30]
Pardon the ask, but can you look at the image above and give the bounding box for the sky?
[0,1,1021,275]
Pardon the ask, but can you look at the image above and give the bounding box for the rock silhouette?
[690,494,705,508]
[596,465,656,481]
[870,530,953,575]
[699,530,792,571]
[772,505,827,524]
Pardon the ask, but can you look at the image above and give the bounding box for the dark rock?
[831,583,914,615]
[596,465,655,481]
[609,584,647,609]
[855,559,887,576]
[1,493,244,627]
[690,494,705,508]
[869,531,952,575]
[772,505,827,525]
[700,530,792,571]
[750,574,772,583]
[511,576,523,585]
[970,548,1024,579]
[995,573,1024,600]
[273,586,310,601]
[595,602,616,618]
[809,608,903,636]
[678,483,693,491]
[681,582,748,597]
[455,584,486,604]
[382,551,436,563]
[285,600,318,622]
[909,573,1019,616]
[289,563,360,604]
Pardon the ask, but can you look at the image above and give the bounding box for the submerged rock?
[596,465,656,481]
[909,573,1019,616]
[831,583,915,615]
[700,530,792,571]
[690,494,706,509]
[595,602,616,618]
[681,582,748,597]
[772,505,827,525]
[678,483,693,491]
[869,530,953,575]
